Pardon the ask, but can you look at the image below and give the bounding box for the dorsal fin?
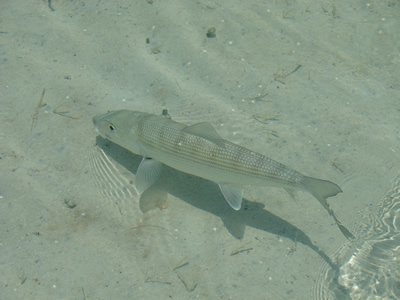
[183,122,225,147]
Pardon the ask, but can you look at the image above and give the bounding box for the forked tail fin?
[303,176,355,240]
[303,176,342,212]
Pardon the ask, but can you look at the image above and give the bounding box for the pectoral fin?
[135,157,163,194]
[218,183,243,210]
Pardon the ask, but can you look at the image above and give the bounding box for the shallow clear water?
[1,1,399,299]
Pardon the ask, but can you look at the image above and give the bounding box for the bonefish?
[93,109,354,240]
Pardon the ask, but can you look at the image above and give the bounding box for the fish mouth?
[92,115,105,137]
[93,115,103,133]
[92,115,101,126]
[94,128,110,140]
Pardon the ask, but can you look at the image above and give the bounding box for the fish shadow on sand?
[95,136,337,268]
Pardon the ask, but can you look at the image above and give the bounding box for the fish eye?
[109,125,116,131]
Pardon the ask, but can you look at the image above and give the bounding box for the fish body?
[93,109,353,239]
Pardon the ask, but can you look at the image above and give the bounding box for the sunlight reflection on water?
[315,173,400,300]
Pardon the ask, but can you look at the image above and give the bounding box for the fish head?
[93,110,147,156]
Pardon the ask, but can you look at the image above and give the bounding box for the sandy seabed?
[1,1,399,299]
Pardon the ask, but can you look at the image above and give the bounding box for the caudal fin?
[303,176,342,213]
[303,176,355,240]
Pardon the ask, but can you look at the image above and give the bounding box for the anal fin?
[218,183,243,210]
